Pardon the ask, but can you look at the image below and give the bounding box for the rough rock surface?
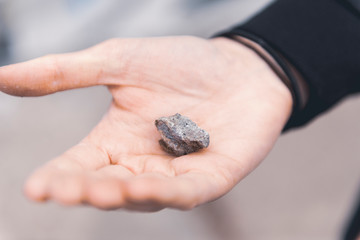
[155,113,210,156]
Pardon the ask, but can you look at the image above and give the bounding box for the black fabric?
[220,1,360,238]
[347,0,360,12]
[223,0,360,130]
[343,186,360,240]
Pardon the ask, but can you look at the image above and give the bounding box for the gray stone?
[155,113,210,156]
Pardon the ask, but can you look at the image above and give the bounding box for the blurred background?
[0,0,359,239]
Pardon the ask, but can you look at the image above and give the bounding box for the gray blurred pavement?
[0,1,359,239]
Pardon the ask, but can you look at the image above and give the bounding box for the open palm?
[0,36,292,211]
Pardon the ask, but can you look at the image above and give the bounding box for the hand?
[0,36,292,211]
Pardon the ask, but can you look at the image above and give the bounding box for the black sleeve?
[221,0,360,130]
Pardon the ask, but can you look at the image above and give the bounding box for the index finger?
[0,49,104,96]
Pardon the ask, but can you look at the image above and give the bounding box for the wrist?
[228,35,309,110]
[209,37,293,125]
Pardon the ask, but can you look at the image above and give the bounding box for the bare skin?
[0,36,292,211]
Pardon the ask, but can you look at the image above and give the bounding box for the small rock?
[155,113,210,156]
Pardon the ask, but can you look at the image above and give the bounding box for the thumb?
[0,39,127,97]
